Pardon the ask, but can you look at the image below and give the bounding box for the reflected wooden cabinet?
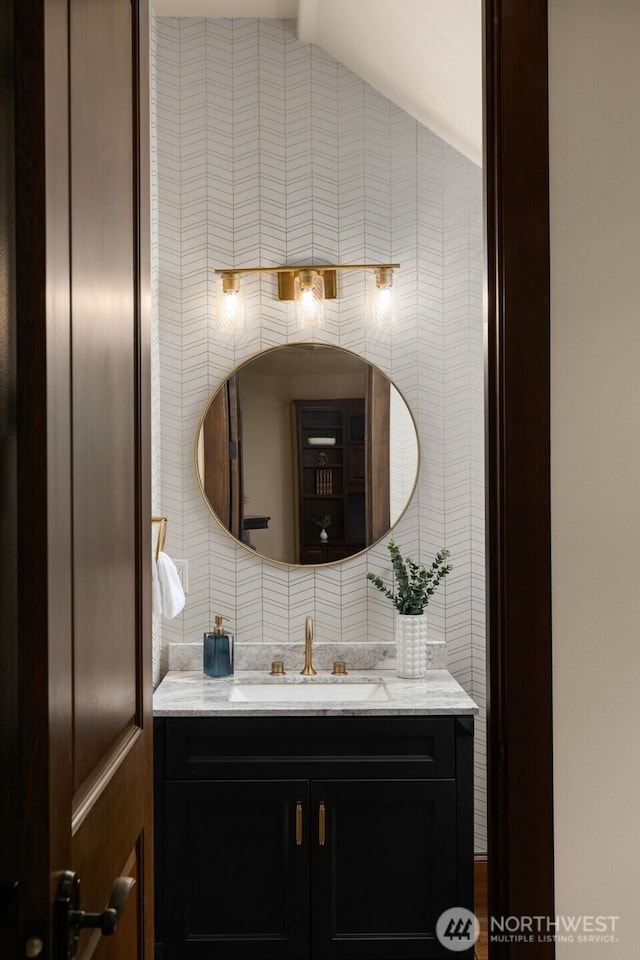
[295,399,366,564]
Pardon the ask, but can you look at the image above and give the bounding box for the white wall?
[550,1,640,954]
[240,367,297,563]
[152,16,485,848]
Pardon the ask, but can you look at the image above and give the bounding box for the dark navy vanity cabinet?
[154,715,474,960]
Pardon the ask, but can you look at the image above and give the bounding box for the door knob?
[55,870,135,959]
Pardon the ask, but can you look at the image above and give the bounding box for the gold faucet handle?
[270,660,285,675]
[331,661,347,675]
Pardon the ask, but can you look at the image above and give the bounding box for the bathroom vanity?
[153,671,477,960]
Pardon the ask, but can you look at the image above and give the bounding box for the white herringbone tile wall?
[151,17,485,851]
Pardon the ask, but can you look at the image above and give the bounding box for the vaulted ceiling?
[152,0,482,165]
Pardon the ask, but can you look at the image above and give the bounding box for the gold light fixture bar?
[214,263,400,301]
[279,268,336,301]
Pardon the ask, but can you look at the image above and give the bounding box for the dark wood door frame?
[3,0,553,955]
[485,1,554,955]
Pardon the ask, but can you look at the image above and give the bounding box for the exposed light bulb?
[294,270,325,328]
[369,268,397,328]
[215,274,246,331]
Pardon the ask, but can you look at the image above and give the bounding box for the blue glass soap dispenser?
[203,615,234,678]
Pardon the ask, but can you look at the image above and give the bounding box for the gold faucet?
[300,615,316,675]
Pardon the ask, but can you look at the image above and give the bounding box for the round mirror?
[195,343,419,566]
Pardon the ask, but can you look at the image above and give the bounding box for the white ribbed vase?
[395,613,428,679]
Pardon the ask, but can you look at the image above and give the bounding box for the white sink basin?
[228,680,389,703]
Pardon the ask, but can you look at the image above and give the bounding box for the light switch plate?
[173,559,189,593]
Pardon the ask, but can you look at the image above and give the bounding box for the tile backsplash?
[151,16,485,850]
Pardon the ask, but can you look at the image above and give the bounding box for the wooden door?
[365,367,390,543]
[15,1,152,959]
[202,373,243,540]
[203,386,232,528]
[0,0,18,956]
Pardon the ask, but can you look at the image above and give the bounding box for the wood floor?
[475,858,488,960]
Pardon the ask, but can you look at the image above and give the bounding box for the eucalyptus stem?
[366,540,452,615]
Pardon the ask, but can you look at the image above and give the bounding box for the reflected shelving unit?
[294,399,366,563]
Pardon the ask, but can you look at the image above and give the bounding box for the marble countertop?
[153,669,479,717]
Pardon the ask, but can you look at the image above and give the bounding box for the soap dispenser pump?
[203,615,234,678]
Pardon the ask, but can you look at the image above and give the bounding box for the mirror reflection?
[195,344,419,565]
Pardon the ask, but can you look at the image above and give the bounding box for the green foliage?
[312,514,332,529]
[366,540,452,615]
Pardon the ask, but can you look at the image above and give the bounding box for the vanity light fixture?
[213,263,400,331]
[369,266,397,329]
[214,271,246,331]
[293,268,325,328]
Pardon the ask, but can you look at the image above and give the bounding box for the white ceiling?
[152,0,482,165]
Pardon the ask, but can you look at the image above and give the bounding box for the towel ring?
[152,516,168,560]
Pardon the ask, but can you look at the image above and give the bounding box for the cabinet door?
[310,780,463,960]
[164,780,310,959]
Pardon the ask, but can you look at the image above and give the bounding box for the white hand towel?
[152,556,163,617]
[157,551,186,619]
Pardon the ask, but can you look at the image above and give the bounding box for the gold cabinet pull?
[318,802,326,846]
[296,801,303,845]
